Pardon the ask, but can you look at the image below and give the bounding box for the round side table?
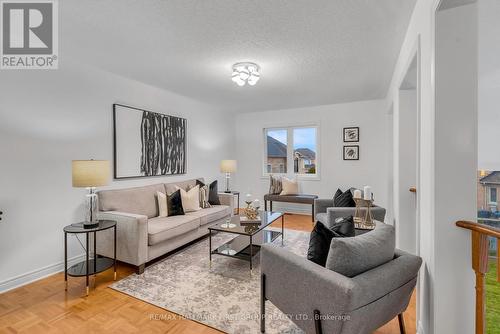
[63,220,117,296]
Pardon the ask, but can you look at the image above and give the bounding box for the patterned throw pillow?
[199,184,212,208]
[268,175,282,194]
[196,179,220,205]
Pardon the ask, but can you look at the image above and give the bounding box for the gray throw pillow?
[325,222,395,277]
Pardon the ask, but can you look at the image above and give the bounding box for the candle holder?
[353,198,375,230]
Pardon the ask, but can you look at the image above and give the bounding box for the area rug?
[110,228,310,333]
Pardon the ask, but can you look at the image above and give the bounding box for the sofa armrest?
[261,244,355,332]
[96,211,148,266]
[218,193,235,215]
[314,199,334,218]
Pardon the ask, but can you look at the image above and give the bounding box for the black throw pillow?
[196,179,220,205]
[167,189,185,216]
[334,188,356,207]
[330,216,356,237]
[333,188,342,203]
[307,217,355,266]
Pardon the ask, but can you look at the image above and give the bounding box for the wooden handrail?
[456,220,500,238]
[456,220,500,334]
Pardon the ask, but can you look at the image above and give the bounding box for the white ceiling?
[62,0,416,113]
[439,0,476,11]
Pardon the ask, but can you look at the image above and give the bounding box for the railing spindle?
[456,221,500,334]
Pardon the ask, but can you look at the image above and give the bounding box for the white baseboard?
[0,253,85,294]
[417,321,425,334]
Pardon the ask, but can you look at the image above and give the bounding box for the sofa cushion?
[148,215,200,245]
[186,205,231,226]
[98,183,166,218]
[165,179,199,195]
[326,222,395,277]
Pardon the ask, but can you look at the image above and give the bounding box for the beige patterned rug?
[110,228,310,334]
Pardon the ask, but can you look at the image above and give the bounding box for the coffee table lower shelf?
[210,230,282,270]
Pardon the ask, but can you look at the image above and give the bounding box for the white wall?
[478,0,500,170]
[0,61,235,291]
[234,100,389,214]
[385,1,477,333]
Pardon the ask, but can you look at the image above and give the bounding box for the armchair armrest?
[351,249,422,310]
[314,199,334,218]
[218,193,235,215]
[96,211,148,266]
[261,244,355,333]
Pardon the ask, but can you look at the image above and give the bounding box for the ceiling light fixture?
[231,62,260,86]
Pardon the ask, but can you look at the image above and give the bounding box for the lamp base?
[83,221,99,229]
[224,190,232,193]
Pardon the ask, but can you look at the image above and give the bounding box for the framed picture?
[113,104,187,179]
[343,145,359,160]
[343,127,359,142]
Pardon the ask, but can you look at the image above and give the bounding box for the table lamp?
[72,160,110,228]
[220,160,237,193]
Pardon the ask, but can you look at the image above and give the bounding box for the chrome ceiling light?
[231,62,260,86]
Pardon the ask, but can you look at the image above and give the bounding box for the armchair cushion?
[326,222,395,277]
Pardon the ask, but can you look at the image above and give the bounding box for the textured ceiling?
[439,0,476,11]
[62,0,416,113]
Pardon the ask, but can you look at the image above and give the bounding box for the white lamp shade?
[72,160,110,187]
[220,160,237,173]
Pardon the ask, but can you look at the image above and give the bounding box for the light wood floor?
[0,213,415,334]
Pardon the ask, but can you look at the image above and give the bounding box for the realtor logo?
[1,0,58,69]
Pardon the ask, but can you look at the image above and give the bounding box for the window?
[265,129,288,174]
[490,187,497,203]
[293,127,317,174]
[264,126,318,176]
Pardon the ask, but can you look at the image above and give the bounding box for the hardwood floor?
[0,213,415,334]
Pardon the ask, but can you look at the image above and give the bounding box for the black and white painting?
[113,104,186,179]
[343,127,359,142]
[343,145,359,160]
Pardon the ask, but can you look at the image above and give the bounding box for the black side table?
[63,220,117,296]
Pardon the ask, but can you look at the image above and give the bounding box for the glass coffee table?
[208,211,284,271]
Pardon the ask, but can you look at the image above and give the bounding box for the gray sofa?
[314,198,386,227]
[260,222,421,334]
[96,178,233,273]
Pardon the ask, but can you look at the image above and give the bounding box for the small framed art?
[343,127,359,142]
[343,145,359,160]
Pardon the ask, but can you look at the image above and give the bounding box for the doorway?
[395,47,420,256]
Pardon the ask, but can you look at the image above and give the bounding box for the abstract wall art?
[113,104,187,179]
[343,145,359,161]
[343,127,359,142]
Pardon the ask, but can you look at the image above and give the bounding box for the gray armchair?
[314,199,386,228]
[260,224,421,334]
